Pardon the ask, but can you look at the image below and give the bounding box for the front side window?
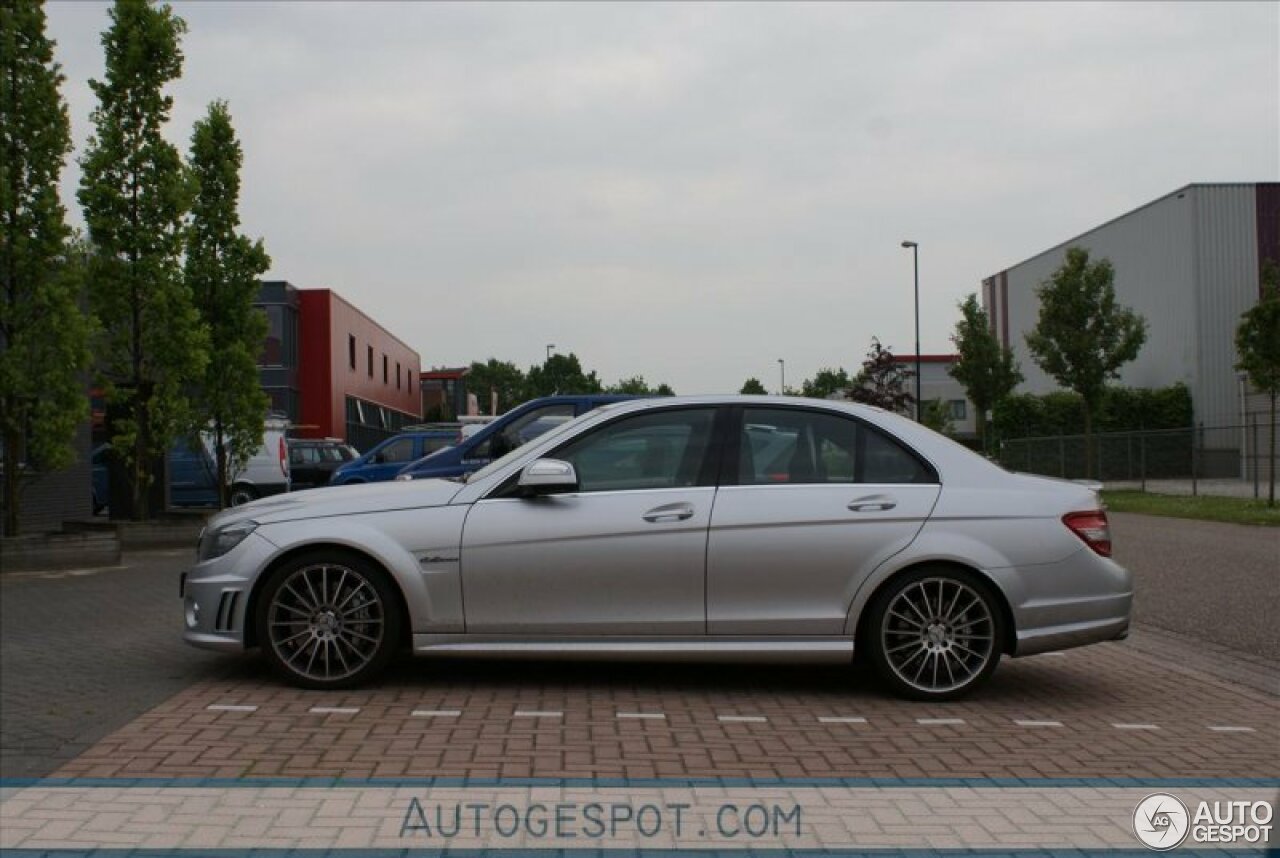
[740,408,933,485]
[376,437,414,463]
[470,404,575,460]
[551,408,716,493]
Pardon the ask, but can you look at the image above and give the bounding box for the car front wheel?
[866,568,1004,701]
[255,552,401,689]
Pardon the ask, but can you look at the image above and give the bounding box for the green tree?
[185,100,269,509]
[921,399,954,435]
[849,337,914,413]
[79,0,205,519]
[949,293,1022,450]
[607,375,675,395]
[0,0,92,536]
[1236,261,1280,506]
[739,377,768,395]
[523,352,602,398]
[800,367,851,400]
[468,358,525,414]
[1025,246,1146,479]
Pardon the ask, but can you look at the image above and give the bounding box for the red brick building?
[257,282,421,452]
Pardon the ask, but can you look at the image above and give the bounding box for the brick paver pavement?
[48,627,1277,782]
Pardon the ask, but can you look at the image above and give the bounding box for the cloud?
[45,1,1279,392]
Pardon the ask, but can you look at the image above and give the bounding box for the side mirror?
[517,459,578,496]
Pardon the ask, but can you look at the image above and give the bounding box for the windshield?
[463,410,589,484]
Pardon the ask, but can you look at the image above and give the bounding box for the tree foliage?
[848,338,914,413]
[0,0,91,536]
[523,353,603,398]
[608,375,675,396]
[739,377,767,395]
[949,293,1021,448]
[468,358,525,414]
[1025,246,1146,476]
[79,0,206,519]
[185,100,269,508]
[921,399,954,436]
[800,367,851,400]
[1236,261,1280,505]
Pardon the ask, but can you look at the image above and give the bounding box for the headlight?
[198,521,258,561]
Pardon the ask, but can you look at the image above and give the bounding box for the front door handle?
[642,502,695,523]
[848,495,897,512]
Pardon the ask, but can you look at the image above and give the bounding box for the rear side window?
[740,408,934,485]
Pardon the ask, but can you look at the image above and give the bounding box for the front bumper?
[181,531,277,652]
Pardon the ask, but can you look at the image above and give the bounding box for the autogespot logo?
[1133,793,1191,850]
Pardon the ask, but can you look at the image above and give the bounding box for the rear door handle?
[848,496,897,512]
[642,502,695,523]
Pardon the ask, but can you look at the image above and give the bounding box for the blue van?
[329,429,458,485]
[394,395,637,482]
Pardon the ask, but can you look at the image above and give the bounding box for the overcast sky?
[44,1,1280,394]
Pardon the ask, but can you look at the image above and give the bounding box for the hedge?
[992,383,1193,440]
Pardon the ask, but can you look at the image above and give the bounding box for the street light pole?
[901,240,922,421]
[778,358,786,395]
[546,343,555,363]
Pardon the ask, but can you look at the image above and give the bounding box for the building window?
[396,362,401,389]
[948,400,967,420]
[367,345,373,377]
[348,335,356,370]
[383,354,388,384]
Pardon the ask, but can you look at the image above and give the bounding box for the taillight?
[1063,510,1112,557]
[279,437,288,479]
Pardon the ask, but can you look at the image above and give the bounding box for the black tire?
[229,484,258,507]
[864,566,1005,701]
[255,550,402,689]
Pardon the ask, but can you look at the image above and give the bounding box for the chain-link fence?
[996,419,1278,497]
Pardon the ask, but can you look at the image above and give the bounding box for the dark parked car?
[287,438,358,490]
[329,430,457,485]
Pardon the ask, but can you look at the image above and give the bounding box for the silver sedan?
[182,396,1132,700]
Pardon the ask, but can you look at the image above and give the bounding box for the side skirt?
[411,634,854,664]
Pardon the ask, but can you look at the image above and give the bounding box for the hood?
[205,478,464,530]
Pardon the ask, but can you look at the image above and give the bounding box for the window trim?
[722,404,939,487]
[486,404,730,499]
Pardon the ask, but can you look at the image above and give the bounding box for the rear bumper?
[988,548,1133,657]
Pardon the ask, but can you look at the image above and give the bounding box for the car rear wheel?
[229,484,258,506]
[255,552,401,689]
[866,567,1004,701]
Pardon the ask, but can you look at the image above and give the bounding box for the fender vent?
[215,591,240,632]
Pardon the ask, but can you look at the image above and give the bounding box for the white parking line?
[1041,652,1067,657]
[818,716,868,724]
[718,715,768,723]
[1208,725,1256,733]
[513,710,563,718]
[1013,719,1063,727]
[616,712,666,720]
[1112,723,1160,730]
[205,704,258,712]
[309,706,360,715]
[411,709,462,718]
[916,718,966,725]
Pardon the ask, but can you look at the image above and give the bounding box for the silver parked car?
[182,396,1132,700]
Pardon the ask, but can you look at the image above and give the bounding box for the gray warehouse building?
[983,182,1279,477]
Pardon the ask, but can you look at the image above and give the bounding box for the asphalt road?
[2,512,1275,779]
[0,550,237,779]
[1109,512,1279,660]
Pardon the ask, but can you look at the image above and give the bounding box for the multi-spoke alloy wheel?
[256,554,400,688]
[867,569,1004,700]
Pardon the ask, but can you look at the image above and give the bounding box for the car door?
[366,436,417,481]
[706,406,941,635]
[460,406,722,635]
